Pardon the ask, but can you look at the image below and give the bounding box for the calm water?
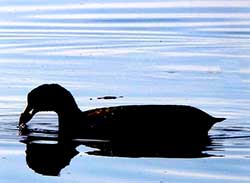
[1,0,250,182]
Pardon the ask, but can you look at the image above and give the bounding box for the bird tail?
[213,117,226,123]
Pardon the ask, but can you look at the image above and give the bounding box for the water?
[1,0,250,182]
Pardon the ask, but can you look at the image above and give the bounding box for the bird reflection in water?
[20,126,216,176]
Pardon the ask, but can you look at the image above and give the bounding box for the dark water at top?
[0,1,250,182]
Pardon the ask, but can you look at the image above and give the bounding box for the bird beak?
[19,104,36,127]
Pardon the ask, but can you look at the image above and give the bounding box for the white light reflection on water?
[0,1,249,12]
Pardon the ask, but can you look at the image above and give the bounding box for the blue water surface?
[0,1,250,182]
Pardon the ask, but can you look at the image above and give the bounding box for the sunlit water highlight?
[0,0,250,182]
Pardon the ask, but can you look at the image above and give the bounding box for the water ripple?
[1,1,250,182]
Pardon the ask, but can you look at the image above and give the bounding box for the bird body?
[19,84,225,144]
[77,105,223,141]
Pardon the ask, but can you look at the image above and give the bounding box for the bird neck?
[57,107,82,142]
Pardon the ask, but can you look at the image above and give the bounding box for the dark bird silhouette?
[19,84,225,144]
